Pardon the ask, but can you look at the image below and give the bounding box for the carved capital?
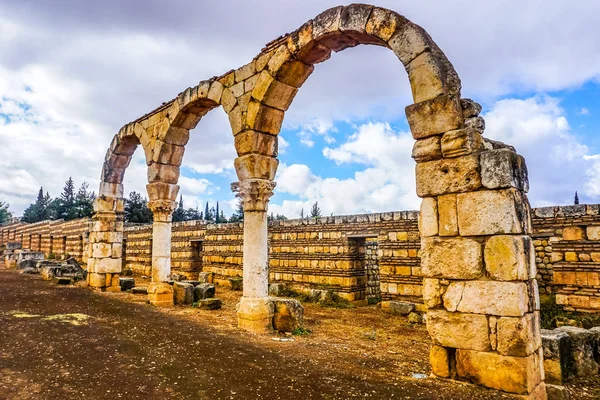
[148,200,177,222]
[231,179,276,212]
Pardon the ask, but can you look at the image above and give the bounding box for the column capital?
[231,179,276,212]
[148,200,177,222]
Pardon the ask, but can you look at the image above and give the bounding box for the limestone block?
[235,61,256,83]
[40,266,57,281]
[229,277,243,291]
[268,283,285,296]
[146,182,179,202]
[388,301,416,316]
[92,243,112,259]
[119,277,135,291]
[339,4,373,38]
[426,310,490,351]
[237,296,274,334]
[442,281,529,317]
[437,194,458,236]
[173,282,194,305]
[411,136,442,163]
[194,283,216,301]
[87,272,107,288]
[147,163,180,184]
[421,237,483,279]
[562,226,584,241]
[272,298,304,332]
[430,345,451,378]
[586,226,600,241]
[461,98,482,118]
[198,272,214,284]
[365,7,406,42]
[90,257,122,274]
[234,130,278,157]
[556,326,600,377]
[406,50,450,103]
[484,235,535,281]
[274,60,314,88]
[415,154,481,197]
[545,384,568,400]
[455,348,543,395]
[234,154,278,181]
[457,189,531,236]
[246,100,285,135]
[422,278,442,309]
[268,45,293,75]
[251,71,298,111]
[99,182,124,198]
[441,128,483,158]
[388,22,434,65]
[405,94,463,139]
[419,197,438,237]
[481,149,529,192]
[198,298,222,310]
[312,6,342,41]
[497,312,542,357]
[541,329,570,384]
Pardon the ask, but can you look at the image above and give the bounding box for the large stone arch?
[222,4,545,398]
[90,4,545,397]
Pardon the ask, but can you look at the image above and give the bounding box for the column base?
[87,272,120,292]
[236,297,274,334]
[148,282,174,307]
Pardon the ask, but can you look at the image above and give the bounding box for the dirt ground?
[0,269,597,400]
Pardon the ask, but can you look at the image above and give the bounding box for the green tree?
[124,191,153,223]
[204,202,210,221]
[57,177,76,220]
[215,202,220,223]
[172,194,186,222]
[229,199,244,222]
[73,182,95,219]
[310,201,321,218]
[185,207,202,221]
[575,191,580,205]
[300,208,304,219]
[0,201,12,224]
[22,187,52,222]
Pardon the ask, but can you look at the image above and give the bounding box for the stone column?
[87,182,124,292]
[408,96,546,398]
[147,199,176,307]
[231,179,276,333]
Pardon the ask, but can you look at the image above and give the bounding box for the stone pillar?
[87,182,124,292]
[147,199,176,307]
[231,179,276,333]
[409,96,546,398]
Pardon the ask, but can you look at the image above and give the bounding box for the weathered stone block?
[194,283,216,301]
[457,189,531,236]
[272,298,304,332]
[541,329,570,384]
[484,235,535,281]
[556,326,599,377]
[234,130,278,157]
[545,384,569,400]
[132,287,148,295]
[173,282,194,305]
[426,310,490,351]
[419,197,438,237]
[455,348,543,395]
[198,298,222,310]
[406,94,463,139]
[562,227,585,241]
[421,237,483,279]
[198,272,214,284]
[234,154,278,181]
[119,277,135,291]
[411,136,442,162]
[437,194,458,236]
[422,278,442,309]
[441,128,483,158]
[268,283,285,296]
[480,149,529,192]
[497,312,542,357]
[461,98,482,118]
[388,301,416,316]
[430,345,451,378]
[388,22,434,65]
[586,226,600,241]
[442,281,529,317]
[415,154,481,197]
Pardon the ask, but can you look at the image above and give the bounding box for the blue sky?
[1,0,600,218]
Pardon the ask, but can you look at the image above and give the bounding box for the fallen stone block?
[541,329,571,384]
[182,280,200,287]
[20,267,38,274]
[229,277,243,291]
[556,326,600,377]
[170,273,186,282]
[546,384,570,400]
[198,272,213,284]
[272,298,304,333]
[194,283,216,301]
[173,282,194,305]
[119,277,135,292]
[55,277,72,285]
[197,298,222,310]
[408,312,423,324]
[389,301,415,316]
[269,283,286,296]
[40,267,57,281]
[132,287,148,295]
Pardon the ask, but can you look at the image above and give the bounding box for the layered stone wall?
[3,204,600,310]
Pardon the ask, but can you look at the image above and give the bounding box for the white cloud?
[579,107,590,115]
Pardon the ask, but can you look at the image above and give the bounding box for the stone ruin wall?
[3,204,600,311]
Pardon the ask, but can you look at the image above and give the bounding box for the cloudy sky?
[1,0,600,218]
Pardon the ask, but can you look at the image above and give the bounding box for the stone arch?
[223,4,545,398]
